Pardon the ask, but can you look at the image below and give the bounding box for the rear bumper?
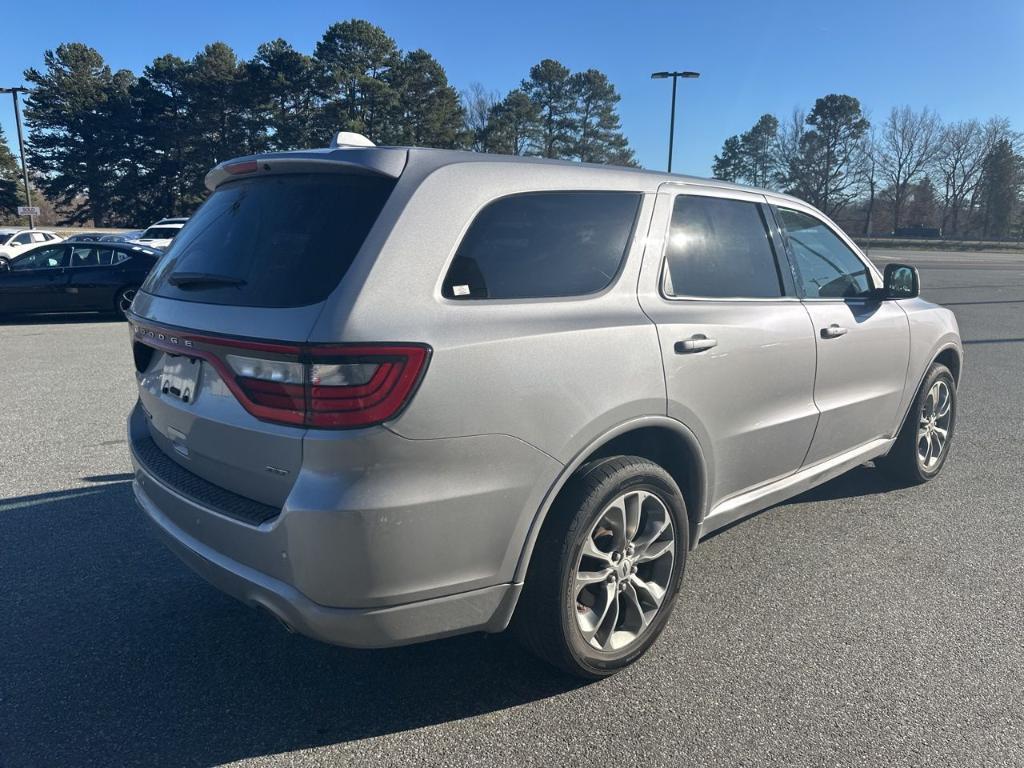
[127,399,558,647]
[134,476,522,647]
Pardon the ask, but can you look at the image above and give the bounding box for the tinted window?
[11,245,68,271]
[144,173,395,308]
[13,233,33,245]
[663,196,783,298]
[776,208,873,298]
[141,227,181,240]
[442,191,641,300]
[70,247,100,267]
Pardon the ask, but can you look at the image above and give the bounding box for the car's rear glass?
[141,227,182,240]
[143,173,396,307]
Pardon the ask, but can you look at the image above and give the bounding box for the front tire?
[514,456,688,679]
[877,362,957,484]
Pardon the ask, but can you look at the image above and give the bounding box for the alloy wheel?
[573,489,676,652]
[918,379,952,469]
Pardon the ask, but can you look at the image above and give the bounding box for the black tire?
[114,285,139,319]
[513,456,689,679]
[876,362,957,485]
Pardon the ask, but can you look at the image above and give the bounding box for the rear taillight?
[307,347,430,427]
[133,323,430,429]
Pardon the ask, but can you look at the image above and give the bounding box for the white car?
[132,218,188,250]
[0,229,64,263]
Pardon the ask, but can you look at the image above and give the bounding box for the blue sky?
[2,0,1022,175]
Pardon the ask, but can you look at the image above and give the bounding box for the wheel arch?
[513,416,709,584]
[891,340,962,442]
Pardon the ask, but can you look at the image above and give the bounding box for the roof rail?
[329,132,376,149]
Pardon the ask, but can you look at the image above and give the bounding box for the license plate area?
[160,355,202,404]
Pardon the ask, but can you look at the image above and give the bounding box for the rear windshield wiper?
[167,272,247,289]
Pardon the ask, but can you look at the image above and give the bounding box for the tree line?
[712,97,1024,240]
[0,18,635,226]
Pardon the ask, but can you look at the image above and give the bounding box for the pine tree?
[0,125,21,219]
[485,90,540,156]
[314,19,401,143]
[24,43,125,225]
[246,39,326,151]
[391,50,467,148]
[570,69,635,166]
[712,135,745,182]
[522,59,575,158]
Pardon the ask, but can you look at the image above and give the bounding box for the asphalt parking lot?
[2,249,1022,767]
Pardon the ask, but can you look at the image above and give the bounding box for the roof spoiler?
[205,136,406,191]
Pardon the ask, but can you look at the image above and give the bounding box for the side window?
[98,248,120,265]
[663,195,784,298]
[13,233,33,245]
[10,246,68,271]
[442,191,641,300]
[776,208,873,298]
[30,232,47,243]
[70,247,100,267]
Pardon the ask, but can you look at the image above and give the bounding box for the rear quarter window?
[442,191,642,300]
[143,173,395,307]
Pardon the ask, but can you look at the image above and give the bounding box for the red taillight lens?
[307,346,430,427]
[224,159,258,175]
[133,323,430,429]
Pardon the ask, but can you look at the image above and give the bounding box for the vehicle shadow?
[700,464,903,542]
[0,481,583,768]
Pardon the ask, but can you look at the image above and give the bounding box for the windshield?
[143,172,395,307]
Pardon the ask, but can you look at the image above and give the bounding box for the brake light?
[224,160,258,175]
[133,323,430,429]
[307,346,429,427]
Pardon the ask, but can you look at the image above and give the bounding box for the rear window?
[442,191,641,300]
[143,173,395,307]
[141,227,182,240]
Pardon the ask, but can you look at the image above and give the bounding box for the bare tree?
[964,117,1021,235]
[773,107,806,187]
[879,106,942,231]
[934,119,987,237]
[860,127,880,235]
[461,81,498,152]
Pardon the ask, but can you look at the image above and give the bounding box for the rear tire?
[876,362,956,484]
[513,456,688,679]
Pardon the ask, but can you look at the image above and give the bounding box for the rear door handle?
[821,324,848,339]
[674,334,718,354]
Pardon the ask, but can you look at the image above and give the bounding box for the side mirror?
[883,263,920,300]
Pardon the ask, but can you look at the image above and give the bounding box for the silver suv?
[127,136,962,678]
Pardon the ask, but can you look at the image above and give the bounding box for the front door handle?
[821,324,848,339]
[674,334,718,354]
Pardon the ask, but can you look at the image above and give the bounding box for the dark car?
[0,241,161,318]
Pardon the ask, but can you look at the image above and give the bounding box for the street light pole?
[650,71,700,173]
[1,86,34,229]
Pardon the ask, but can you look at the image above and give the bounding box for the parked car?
[0,241,160,317]
[0,228,64,264]
[126,135,962,678]
[64,233,105,243]
[132,218,188,249]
